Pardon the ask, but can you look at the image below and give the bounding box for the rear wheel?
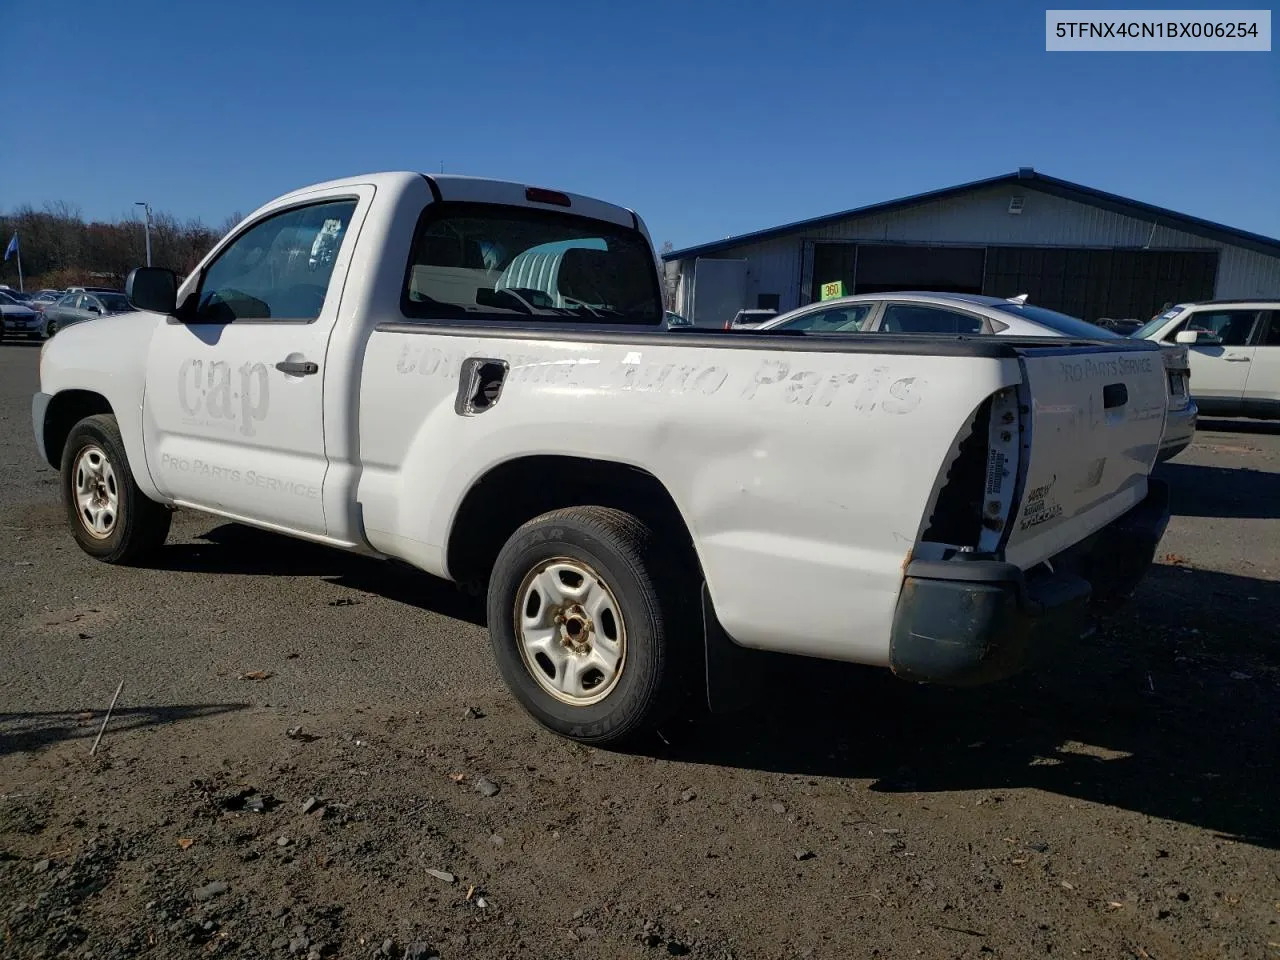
[486,506,693,747]
[60,414,171,564]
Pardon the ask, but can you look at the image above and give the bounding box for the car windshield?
[1130,306,1186,340]
[0,292,16,305]
[100,294,132,312]
[403,204,661,324]
[987,302,1121,339]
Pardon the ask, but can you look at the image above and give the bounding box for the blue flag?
[3,232,16,261]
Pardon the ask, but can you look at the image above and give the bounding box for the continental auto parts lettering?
[393,344,924,414]
[178,359,270,436]
[159,453,320,499]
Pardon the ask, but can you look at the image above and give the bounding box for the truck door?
[141,189,370,539]
[1173,307,1262,402]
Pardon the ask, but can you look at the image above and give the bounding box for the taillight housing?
[918,387,1023,559]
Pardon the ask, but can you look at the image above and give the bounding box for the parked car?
[30,291,66,316]
[0,289,43,339]
[759,291,1197,462]
[39,290,134,337]
[65,286,122,295]
[33,171,1171,746]
[1095,317,1144,335]
[725,308,777,330]
[1128,300,1280,421]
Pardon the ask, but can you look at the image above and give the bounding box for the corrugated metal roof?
[663,169,1280,262]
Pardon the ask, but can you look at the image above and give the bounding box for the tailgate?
[1003,344,1167,570]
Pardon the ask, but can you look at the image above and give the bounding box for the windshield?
[0,292,15,305]
[100,294,132,312]
[1130,306,1186,340]
[403,204,661,324]
[987,302,1121,339]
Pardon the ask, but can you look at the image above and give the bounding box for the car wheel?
[44,320,57,337]
[60,414,172,564]
[486,506,693,747]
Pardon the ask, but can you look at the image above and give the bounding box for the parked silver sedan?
[759,291,1197,462]
[40,290,132,337]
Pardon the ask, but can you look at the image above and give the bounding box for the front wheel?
[60,414,172,564]
[486,506,692,747]
[44,320,57,338]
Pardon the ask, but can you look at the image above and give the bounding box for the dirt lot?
[2,341,1278,960]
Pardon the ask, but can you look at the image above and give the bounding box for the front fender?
[38,311,166,500]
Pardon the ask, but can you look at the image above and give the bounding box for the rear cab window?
[401,203,661,325]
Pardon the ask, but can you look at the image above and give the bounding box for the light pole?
[135,201,152,267]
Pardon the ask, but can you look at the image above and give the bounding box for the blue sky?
[2,0,1276,249]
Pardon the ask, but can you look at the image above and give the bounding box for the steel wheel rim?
[514,557,627,706]
[73,444,119,540]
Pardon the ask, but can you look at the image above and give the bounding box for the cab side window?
[1262,311,1280,346]
[196,199,357,322]
[1165,309,1259,346]
[780,304,872,332]
[880,304,985,335]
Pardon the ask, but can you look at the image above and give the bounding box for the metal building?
[663,167,1280,329]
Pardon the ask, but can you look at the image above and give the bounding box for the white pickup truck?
[33,171,1172,746]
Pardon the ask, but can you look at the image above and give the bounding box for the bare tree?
[0,200,225,289]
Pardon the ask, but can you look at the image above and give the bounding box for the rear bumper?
[1156,402,1197,463]
[889,478,1170,687]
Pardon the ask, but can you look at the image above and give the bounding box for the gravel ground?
[2,341,1278,960]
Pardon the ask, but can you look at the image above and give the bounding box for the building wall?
[671,184,1280,318]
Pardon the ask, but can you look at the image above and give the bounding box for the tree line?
[1,201,685,309]
[0,203,241,292]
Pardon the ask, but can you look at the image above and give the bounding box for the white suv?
[1130,301,1280,421]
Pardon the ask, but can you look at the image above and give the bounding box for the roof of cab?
[265,171,641,231]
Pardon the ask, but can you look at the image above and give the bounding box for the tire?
[60,414,172,564]
[45,321,57,338]
[486,506,693,747]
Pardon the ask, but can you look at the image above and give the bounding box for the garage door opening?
[809,243,986,301]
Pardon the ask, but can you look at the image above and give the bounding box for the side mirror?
[126,266,179,314]
[1174,329,1199,344]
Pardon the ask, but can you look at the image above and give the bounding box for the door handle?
[1103,382,1128,409]
[1223,355,1251,362]
[455,357,509,416]
[276,360,319,375]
